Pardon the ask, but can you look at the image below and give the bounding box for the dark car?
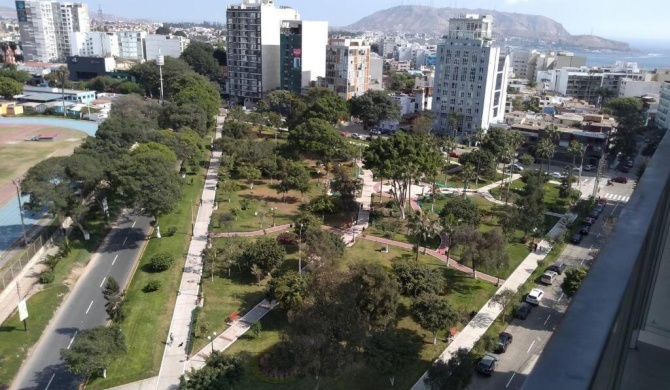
[595,204,605,213]
[583,217,596,226]
[579,224,591,235]
[476,353,498,376]
[548,261,568,275]
[496,332,513,353]
[612,176,628,184]
[515,302,533,319]
[589,211,600,220]
[571,233,583,244]
[620,166,630,173]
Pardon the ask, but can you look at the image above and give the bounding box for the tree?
[389,72,416,92]
[350,90,401,129]
[0,76,23,99]
[237,165,261,190]
[266,271,307,311]
[0,66,32,83]
[242,237,286,280]
[424,348,476,390]
[365,328,422,387]
[351,262,400,331]
[411,293,459,344]
[559,170,575,198]
[518,153,535,166]
[561,267,588,297]
[606,97,645,159]
[567,139,585,168]
[458,149,496,179]
[103,277,125,323]
[179,351,244,390]
[479,228,509,283]
[447,112,463,137]
[392,259,445,298]
[489,288,515,322]
[301,88,350,125]
[438,196,481,228]
[212,47,227,66]
[408,213,440,260]
[61,325,126,378]
[305,228,346,266]
[113,143,182,233]
[87,75,115,92]
[364,132,441,219]
[278,160,310,201]
[288,118,351,162]
[307,194,338,217]
[129,56,193,98]
[412,111,434,135]
[536,138,555,175]
[514,171,546,236]
[116,81,143,95]
[542,125,560,169]
[155,26,170,35]
[171,73,221,128]
[258,89,297,116]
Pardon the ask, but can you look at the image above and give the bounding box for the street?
[12,212,152,390]
[468,197,628,390]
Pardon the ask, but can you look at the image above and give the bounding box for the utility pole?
[593,136,608,199]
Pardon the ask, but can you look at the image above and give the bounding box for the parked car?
[476,354,499,376]
[511,163,524,172]
[526,288,545,305]
[369,129,381,135]
[541,270,558,285]
[583,164,594,171]
[450,151,461,159]
[612,177,628,184]
[598,197,608,206]
[579,224,591,235]
[548,261,567,275]
[626,160,634,168]
[515,302,533,319]
[589,211,600,220]
[620,166,630,173]
[594,204,605,214]
[582,217,596,226]
[496,332,514,353]
[350,133,361,139]
[549,172,565,179]
[570,233,583,244]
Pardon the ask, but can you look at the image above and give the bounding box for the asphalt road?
[469,198,627,390]
[12,212,152,390]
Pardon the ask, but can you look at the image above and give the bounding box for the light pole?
[270,207,276,227]
[207,331,217,353]
[157,52,165,105]
[298,223,303,275]
[577,143,588,197]
[12,179,27,245]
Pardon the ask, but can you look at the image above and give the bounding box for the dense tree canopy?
[288,118,351,161]
[179,352,244,390]
[0,76,23,98]
[350,90,401,129]
[60,325,126,378]
[180,41,220,79]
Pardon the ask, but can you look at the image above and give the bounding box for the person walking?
[169,333,174,346]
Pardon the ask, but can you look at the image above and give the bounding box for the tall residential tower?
[319,38,371,100]
[432,14,509,135]
[16,1,90,62]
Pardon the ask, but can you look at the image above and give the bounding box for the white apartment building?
[145,34,189,60]
[369,52,384,90]
[381,37,396,58]
[432,14,509,135]
[116,31,146,61]
[227,0,300,104]
[16,1,90,62]
[70,31,119,57]
[657,81,670,131]
[618,78,661,98]
[511,50,587,81]
[320,38,370,100]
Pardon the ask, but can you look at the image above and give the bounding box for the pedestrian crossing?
[602,193,630,203]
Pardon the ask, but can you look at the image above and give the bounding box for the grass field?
[0,125,87,200]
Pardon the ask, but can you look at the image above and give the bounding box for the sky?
[2,0,668,43]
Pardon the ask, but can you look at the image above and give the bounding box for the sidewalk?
[410,213,577,390]
[341,162,373,246]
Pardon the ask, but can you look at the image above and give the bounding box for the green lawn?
[489,179,578,214]
[86,166,209,389]
[0,210,111,387]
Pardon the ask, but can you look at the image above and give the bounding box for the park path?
[208,223,291,238]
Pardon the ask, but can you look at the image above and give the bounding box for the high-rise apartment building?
[279,20,327,93]
[16,1,90,62]
[432,14,509,135]
[116,31,146,61]
[658,81,670,131]
[320,38,371,100]
[226,0,300,104]
[70,31,119,57]
[145,34,189,60]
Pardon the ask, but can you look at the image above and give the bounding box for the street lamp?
[270,207,276,227]
[207,331,217,353]
[12,178,27,245]
[298,223,304,275]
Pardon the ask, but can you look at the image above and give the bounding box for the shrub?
[150,252,175,272]
[165,227,178,237]
[39,271,55,284]
[143,280,162,292]
[276,232,298,246]
[240,199,251,210]
[43,254,61,270]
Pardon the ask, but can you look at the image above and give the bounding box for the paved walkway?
[209,223,291,238]
[410,212,577,390]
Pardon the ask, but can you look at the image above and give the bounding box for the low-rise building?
[144,34,189,60]
[19,85,96,104]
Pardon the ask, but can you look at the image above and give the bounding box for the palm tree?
[460,163,476,195]
[505,131,525,200]
[543,125,560,170]
[408,213,438,261]
[536,138,555,176]
[442,136,457,165]
[594,86,615,108]
[448,112,463,138]
[567,140,585,168]
[472,128,486,185]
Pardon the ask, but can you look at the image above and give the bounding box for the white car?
[549,172,565,179]
[583,165,594,171]
[526,288,545,305]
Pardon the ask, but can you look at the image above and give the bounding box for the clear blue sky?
[2,0,666,42]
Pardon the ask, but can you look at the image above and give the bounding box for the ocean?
[571,39,670,70]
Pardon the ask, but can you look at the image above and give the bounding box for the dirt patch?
[63,262,85,288]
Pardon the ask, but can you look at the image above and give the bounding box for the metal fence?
[0,226,60,292]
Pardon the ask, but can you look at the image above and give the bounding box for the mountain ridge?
[341,5,630,51]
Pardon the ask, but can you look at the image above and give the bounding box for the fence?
[0,225,59,292]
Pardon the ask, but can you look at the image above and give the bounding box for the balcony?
[523,132,670,390]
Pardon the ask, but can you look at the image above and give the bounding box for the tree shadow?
[19,362,80,390]
[54,327,79,336]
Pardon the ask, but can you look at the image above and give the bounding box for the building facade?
[320,38,370,100]
[227,0,300,104]
[279,20,327,93]
[432,14,509,135]
[116,31,146,60]
[144,34,189,60]
[69,31,119,58]
[66,55,116,81]
[16,1,90,62]
[658,81,670,131]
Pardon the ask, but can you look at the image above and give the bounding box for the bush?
[276,232,298,246]
[43,254,61,270]
[143,280,162,292]
[150,252,175,272]
[39,271,55,284]
[165,227,178,237]
[240,199,251,210]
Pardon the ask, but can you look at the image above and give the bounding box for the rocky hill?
[343,5,629,51]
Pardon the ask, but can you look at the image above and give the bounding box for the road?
[468,197,627,390]
[12,212,152,390]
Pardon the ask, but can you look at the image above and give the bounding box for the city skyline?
[2,0,666,42]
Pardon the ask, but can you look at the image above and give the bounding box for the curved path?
[209,223,291,238]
